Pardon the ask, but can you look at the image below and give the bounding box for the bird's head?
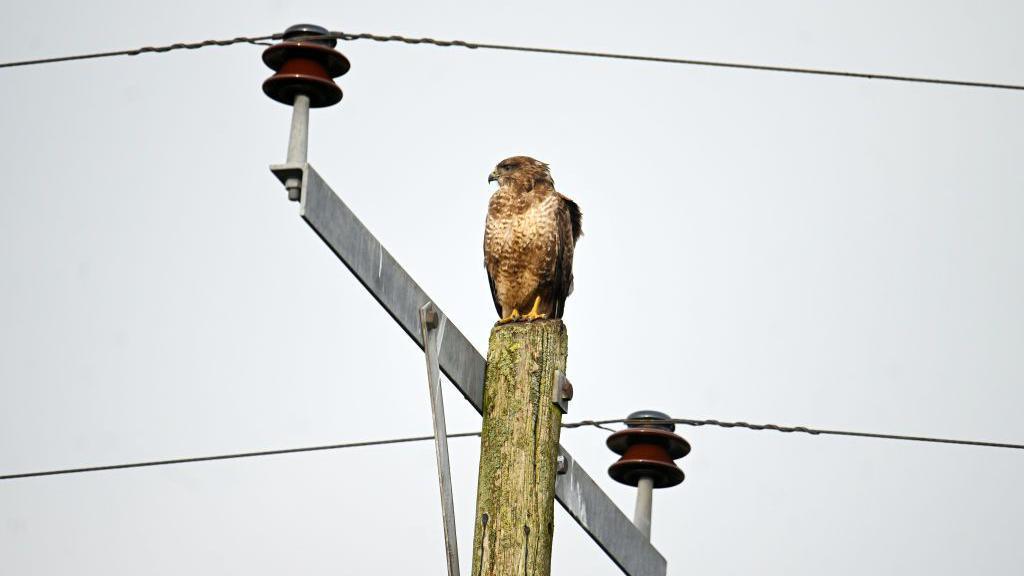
[488,156,553,190]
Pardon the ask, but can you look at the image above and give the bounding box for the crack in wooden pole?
[471,320,567,576]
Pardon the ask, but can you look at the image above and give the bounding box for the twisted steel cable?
[0,33,280,68]
[565,418,1024,449]
[2,29,1022,93]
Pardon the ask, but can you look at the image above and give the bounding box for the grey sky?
[2,1,1022,574]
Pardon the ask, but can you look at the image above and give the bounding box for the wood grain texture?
[472,320,568,576]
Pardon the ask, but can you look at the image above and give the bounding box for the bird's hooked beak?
[488,169,499,184]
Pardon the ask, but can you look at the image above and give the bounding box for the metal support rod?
[284,93,310,201]
[420,302,461,576]
[633,476,654,540]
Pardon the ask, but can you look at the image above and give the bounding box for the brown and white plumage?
[484,156,582,322]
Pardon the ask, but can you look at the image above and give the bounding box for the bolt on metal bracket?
[552,370,573,414]
[269,163,306,199]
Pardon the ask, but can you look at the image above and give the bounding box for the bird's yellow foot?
[497,309,522,324]
[522,297,548,322]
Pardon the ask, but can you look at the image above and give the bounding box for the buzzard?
[484,156,582,323]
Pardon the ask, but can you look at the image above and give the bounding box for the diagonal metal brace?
[419,302,460,576]
[271,163,667,576]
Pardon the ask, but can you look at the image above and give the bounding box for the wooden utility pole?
[471,320,568,576]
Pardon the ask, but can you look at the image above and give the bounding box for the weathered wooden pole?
[471,320,568,576]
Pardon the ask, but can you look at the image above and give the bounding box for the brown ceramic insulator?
[607,428,690,488]
[262,41,351,108]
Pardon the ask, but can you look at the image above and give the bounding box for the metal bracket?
[419,302,460,576]
[289,165,666,576]
[269,163,305,202]
[552,370,573,414]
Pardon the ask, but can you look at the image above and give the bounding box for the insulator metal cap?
[607,410,690,489]
[281,23,337,47]
[626,409,676,431]
[262,23,350,108]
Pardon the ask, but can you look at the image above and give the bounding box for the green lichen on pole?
[471,319,568,576]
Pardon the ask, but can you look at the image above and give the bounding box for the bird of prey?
[484,156,582,323]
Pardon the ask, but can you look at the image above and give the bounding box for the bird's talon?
[497,309,522,324]
[522,296,546,321]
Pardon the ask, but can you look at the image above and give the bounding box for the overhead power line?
[0,431,482,481]
[1,29,1022,93]
[565,417,1024,450]
[0,33,280,69]
[331,31,1024,92]
[2,416,1020,481]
